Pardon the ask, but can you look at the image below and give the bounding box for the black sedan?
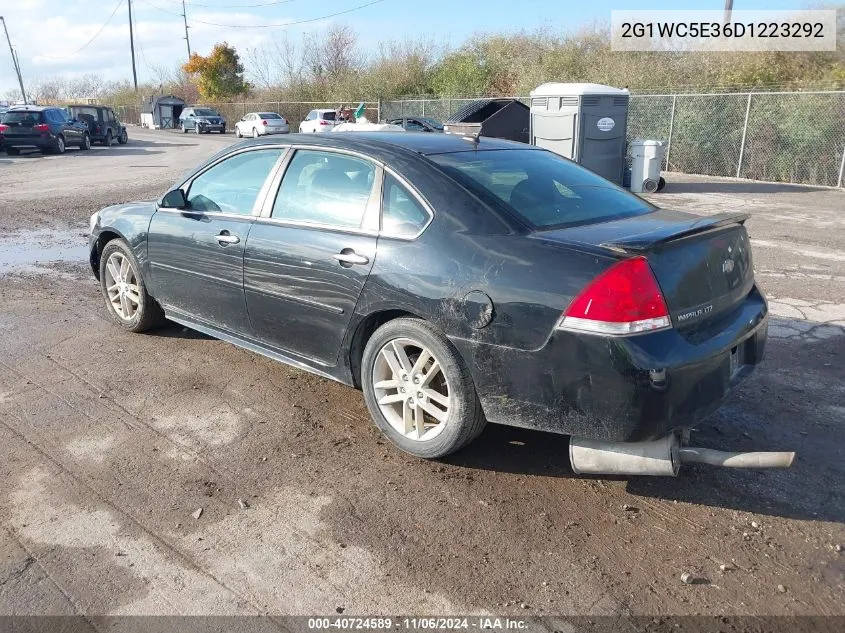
[88,133,768,459]
[0,105,90,154]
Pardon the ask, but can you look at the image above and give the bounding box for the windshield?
[419,117,443,130]
[429,149,654,229]
[259,112,282,119]
[194,108,218,116]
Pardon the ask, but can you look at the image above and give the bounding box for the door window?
[305,111,317,121]
[272,150,375,229]
[405,120,425,131]
[381,174,431,237]
[187,149,284,214]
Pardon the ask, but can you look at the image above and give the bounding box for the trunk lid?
[533,210,755,329]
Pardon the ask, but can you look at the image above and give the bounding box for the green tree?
[183,43,250,101]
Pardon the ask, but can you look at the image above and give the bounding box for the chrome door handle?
[216,233,240,245]
[333,251,369,265]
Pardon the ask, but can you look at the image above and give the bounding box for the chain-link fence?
[382,91,845,188]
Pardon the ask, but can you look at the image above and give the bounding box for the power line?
[157,0,301,8]
[136,0,386,28]
[37,0,125,59]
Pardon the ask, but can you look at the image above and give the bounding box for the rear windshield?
[429,149,654,229]
[69,106,102,120]
[320,111,336,121]
[259,112,282,119]
[194,108,218,116]
[1,111,43,125]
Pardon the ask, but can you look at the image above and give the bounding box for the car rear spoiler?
[599,212,750,252]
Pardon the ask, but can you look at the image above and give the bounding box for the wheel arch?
[348,308,426,389]
[89,228,128,280]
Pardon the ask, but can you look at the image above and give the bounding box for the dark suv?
[0,106,90,155]
[67,104,128,146]
[179,106,226,134]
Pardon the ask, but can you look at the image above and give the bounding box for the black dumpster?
[444,98,530,144]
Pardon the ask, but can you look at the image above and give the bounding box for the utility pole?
[0,16,27,103]
[182,0,192,58]
[724,0,734,25]
[127,0,138,91]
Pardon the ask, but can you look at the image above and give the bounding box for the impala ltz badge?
[677,305,714,322]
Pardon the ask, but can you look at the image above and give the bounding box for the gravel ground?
[0,128,842,621]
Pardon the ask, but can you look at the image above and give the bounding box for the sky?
[0,0,810,96]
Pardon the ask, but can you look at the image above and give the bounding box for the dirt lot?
[0,128,843,621]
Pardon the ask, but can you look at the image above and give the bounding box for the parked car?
[389,117,444,132]
[66,104,128,145]
[298,108,337,133]
[88,133,768,461]
[0,105,90,154]
[179,107,226,134]
[235,112,289,138]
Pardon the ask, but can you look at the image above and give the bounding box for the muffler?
[569,434,795,476]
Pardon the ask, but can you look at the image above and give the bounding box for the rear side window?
[2,111,42,125]
[320,111,336,121]
[429,149,654,229]
[272,150,375,228]
[381,174,430,237]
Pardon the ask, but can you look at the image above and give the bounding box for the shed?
[141,95,186,129]
[444,98,529,144]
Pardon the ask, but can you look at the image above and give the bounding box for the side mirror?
[160,188,188,209]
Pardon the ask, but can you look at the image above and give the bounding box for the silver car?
[235,112,289,138]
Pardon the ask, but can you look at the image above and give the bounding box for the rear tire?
[5,147,20,155]
[104,130,113,147]
[99,239,165,333]
[252,128,259,138]
[361,318,486,458]
[182,124,188,134]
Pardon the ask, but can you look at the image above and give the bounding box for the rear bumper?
[454,286,768,442]
[1,134,57,149]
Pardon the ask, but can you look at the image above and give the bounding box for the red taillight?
[319,120,332,125]
[32,123,49,132]
[558,256,671,336]
[261,119,268,126]
[0,124,7,133]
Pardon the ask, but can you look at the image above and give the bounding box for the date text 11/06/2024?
[307,618,529,630]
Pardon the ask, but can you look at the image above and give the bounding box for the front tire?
[54,135,66,154]
[99,239,165,333]
[361,318,486,458]
[118,130,128,144]
[5,147,20,155]
[104,130,113,146]
[235,127,242,138]
[80,133,91,150]
[182,124,188,134]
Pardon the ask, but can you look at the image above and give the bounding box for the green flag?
[354,102,365,119]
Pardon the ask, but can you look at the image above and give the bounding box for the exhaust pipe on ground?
[569,434,795,476]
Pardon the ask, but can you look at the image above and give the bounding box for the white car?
[298,109,338,133]
[235,112,289,138]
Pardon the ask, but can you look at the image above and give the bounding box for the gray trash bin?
[529,82,629,184]
[629,139,666,193]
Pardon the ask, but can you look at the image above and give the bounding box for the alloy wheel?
[372,338,451,441]
[104,252,140,321]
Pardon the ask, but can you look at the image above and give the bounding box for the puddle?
[0,228,88,275]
